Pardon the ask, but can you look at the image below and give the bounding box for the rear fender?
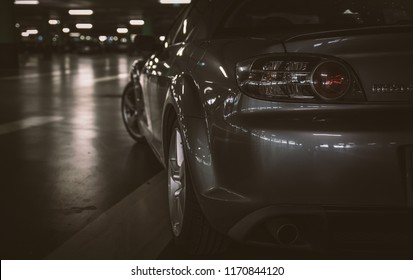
[162,75,232,222]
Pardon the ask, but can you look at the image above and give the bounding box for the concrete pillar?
[41,11,52,60]
[142,16,153,36]
[0,0,18,69]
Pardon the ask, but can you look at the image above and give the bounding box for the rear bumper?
[227,205,413,252]
[208,100,413,209]
[182,96,413,248]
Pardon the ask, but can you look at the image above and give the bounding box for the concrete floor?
[0,54,163,259]
[1,54,412,260]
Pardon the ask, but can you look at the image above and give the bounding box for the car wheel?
[167,120,228,255]
[121,82,145,142]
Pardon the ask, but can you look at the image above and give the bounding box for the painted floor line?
[47,171,172,260]
[94,73,129,83]
[0,116,64,136]
[0,71,63,80]
[0,72,129,82]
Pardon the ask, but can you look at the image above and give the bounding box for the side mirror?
[133,35,161,53]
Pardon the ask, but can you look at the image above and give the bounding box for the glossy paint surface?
[134,0,413,242]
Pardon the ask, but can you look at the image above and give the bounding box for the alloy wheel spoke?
[125,95,136,111]
[179,160,185,181]
[170,178,181,194]
[176,195,184,222]
[168,129,186,237]
[127,113,138,129]
[170,159,181,182]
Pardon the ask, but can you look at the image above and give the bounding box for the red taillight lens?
[312,61,350,100]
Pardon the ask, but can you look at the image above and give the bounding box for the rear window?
[220,0,413,34]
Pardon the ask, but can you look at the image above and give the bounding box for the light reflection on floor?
[1,54,412,260]
[0,54,163,259]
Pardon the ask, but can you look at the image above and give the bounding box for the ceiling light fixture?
[159,36,166,41]
[69,9,94,16]
[48,19,60,25]
[99,36,107,42]
[62,28,70,33]
[117,28,128,34]
[14,1,39,5]
[21,32,30,37]
[69,32,81,37]
[129,20,145,26]
[26,29,38,34]
[76,23,93,29]
[159,0,191,4]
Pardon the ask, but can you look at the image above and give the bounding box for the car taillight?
[236,55,364,102]
[312,61,350,100]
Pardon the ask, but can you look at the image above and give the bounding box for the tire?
[167,119,228,255]
[121,82,145,142]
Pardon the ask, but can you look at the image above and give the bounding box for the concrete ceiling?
[14,0,187,36]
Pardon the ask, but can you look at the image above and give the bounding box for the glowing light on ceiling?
[159,0,191,4]
[76,23,93,29]
[48,20,60,25]
[26,29,38,34]
[129,20,145,26]
[69,9,94,16]
[117,28,128,34]
[99,36,107,42]
[14,1,39,5]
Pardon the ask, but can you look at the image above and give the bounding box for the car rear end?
[191,0,413,252]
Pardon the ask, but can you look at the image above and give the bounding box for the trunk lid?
[284,26,413,102]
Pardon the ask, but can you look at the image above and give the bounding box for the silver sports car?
[122,0,413,254]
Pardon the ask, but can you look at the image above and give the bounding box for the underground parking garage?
[1,0,413,267]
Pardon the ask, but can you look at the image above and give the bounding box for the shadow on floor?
[158,239,413,260]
